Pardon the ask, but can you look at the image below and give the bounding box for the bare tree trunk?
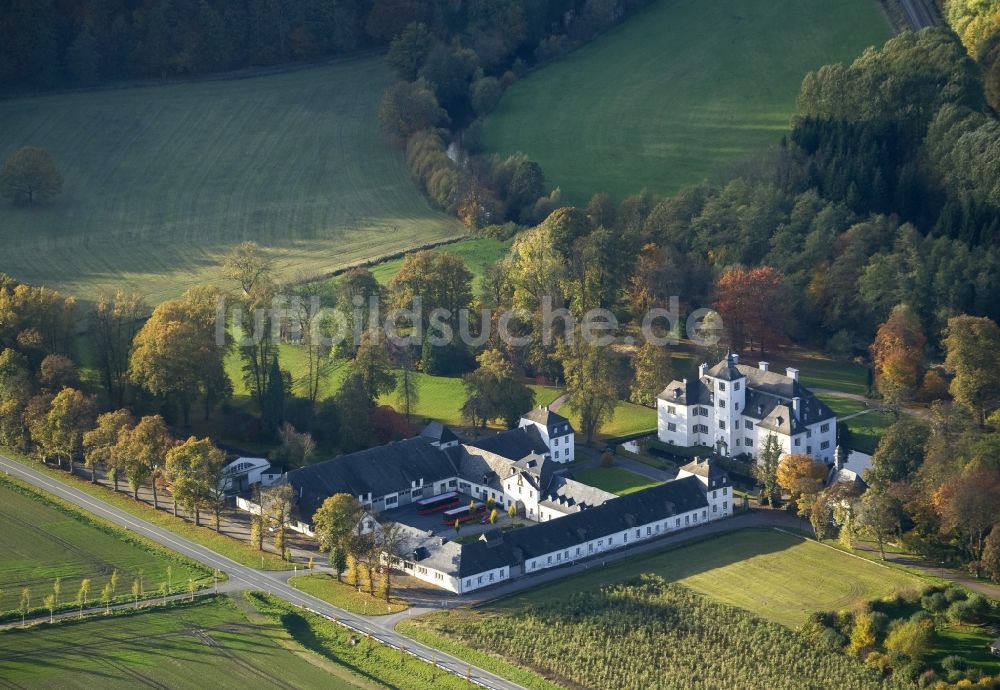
[194,507,200,527]
[173,500,178,518]
[151,481,158,510]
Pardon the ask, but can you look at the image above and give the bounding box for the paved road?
[0,454,525,690]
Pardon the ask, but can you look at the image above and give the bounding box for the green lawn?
[0,476,210,618]
[0,56,461,304]
[817,393,867,418]
[928,624,1000,676]
[563,400,657,439]
[0,596,370,689]
[355,237,510,294]
[789,356,870,396]
[493,528,924,628]
[845,411,896,454]
[572,467,661,495]
[481,0,891,203]
[289,573,408,616]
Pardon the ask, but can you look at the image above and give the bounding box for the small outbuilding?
[990,636,1000,657]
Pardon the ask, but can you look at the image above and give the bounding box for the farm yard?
[480,0,891,204]
[0,477,209,619]
[0,56,462,305]
[0,596,367,689]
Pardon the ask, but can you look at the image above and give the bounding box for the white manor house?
[657,353,837,464]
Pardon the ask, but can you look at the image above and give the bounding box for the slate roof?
[468,425,550,462]
[283,437,457,521]
[657,357,835,431]
[454,445,514,492]
[521,407,573,435]
[706,354,745,382]
[456,476,710,575]
[657,378,712,405]
[397,523,464,576]
[679,458,731,487]
[539,476,617,513]
[420,421,458,446]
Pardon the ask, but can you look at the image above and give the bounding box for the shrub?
[940,655,967,673]
[943,585,967,603]
[921,592,947,613]
[470,77,503,116]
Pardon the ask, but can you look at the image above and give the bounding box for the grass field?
[288,573,408,616]
[0,596,369,689]
[845,411,896,454]
[816,393,867,418]
[349,237,510,294]
[562,399,658,439]
[493,528,923,628]
[572,467,661,495]
[0,56,462,304]
[0,477,209,617]
[481,0,891,203]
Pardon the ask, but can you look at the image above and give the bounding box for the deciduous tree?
[312,494,364,554]
[92,291,146,407]
[83,409,134,484]
[165,437,225,527]
[630,340,672,406]
[129,287,231,426]
[560,338,617,444]
[0,147,63,203]
[776,454,827,516]
[713,266,788,354]
[943,315,1000,425]
[870,304,926,407]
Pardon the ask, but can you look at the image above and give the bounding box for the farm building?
[242,407,734,594]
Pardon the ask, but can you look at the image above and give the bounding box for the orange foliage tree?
[713,266,788,354]
[870,304,926,407]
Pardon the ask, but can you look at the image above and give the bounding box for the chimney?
[698,363,708,378]
[731,353,739,365]
[835,444,849,470]
[792,397,801,419]
[786,367,799,382]
[759,361,769,372]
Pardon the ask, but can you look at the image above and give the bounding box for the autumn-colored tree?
[0,147,63,203]
[120,415,172,508]
[713,266,788,354]
[943,315,1000,425]
[560,337,618,444]
[165,437,225,527]
[312,494,364,554]
[386,250,473,333]
[461,349,534,429]
[933,467,1000,574]
[884,618,934,661]
[129,287,231,426]
[630,340,673,406]
[92,291,146,407]
[38,354,79,391]
[776,454,827,516]
[870,304,926,407]
[848,612,877,658]
[83,409,133,484]
[260,484,295,560]
[29,388,95,471]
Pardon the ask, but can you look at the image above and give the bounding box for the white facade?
[519,409,575,463]
[657,356,837,465]
[519,503,711,576]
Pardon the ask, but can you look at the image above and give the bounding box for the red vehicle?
[442,502,485,525]
[415,491,461,515]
